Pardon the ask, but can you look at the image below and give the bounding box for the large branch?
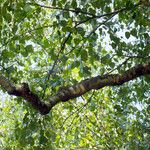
[0,63,150,115]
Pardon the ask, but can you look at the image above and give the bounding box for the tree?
[0,0,150,149]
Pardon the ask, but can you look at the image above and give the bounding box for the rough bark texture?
[0,63,150,115]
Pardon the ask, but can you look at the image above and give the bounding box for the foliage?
[0,0,150,149]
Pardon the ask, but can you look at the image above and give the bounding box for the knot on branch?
[57,86,72,102]
[13,83,30,96]
[21,83,30,93]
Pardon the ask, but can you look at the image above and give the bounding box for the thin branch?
[87,13,117,38]
[139,0,150,6]
[64,13,116,56]
[76,8,124,26]
[76,2,141,26]
[42,32,72,98]
[27,3,96,17]
[107,57,131,74]
[124,55,150,59]
[61,32,72,50]
[60,91,95,129]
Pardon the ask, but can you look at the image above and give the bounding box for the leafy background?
[0,0,150,149]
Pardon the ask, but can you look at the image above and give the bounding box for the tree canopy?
[0,0,150,149]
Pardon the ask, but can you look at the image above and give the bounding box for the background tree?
[0,0,150,149]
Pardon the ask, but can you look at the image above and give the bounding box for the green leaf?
[101,54,110,64]
[74,38,81,45]
[52,0,56,6]
[110,34,120,43]
[43,38,50,48]
[144,33,149,39]
[3,12,12,22]
[62,26,72,32]
[81,50,88,61]
[126,1,134,10]
[131,28,137,37]
[83,66,91,76]
[89,7,96,14]
[77,27,85,36]
[25,45,33,53]
[39,134,48,144]
[24,5,32,12]
[114,105,123,112]
[112,42,117,49]
[22,51,28,57]
[60,20,67,26]
[71,0,77,8]
[125,32,130,39]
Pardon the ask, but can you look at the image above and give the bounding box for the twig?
[27,3,96,17]
[87,13,117,38]
[124,55,150,59]
[76,2,141,26]
[65,14,116,56]
[60,91,95,129]
[42,32,72,98]
[107,57,131,74]
[76,8,125,26]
